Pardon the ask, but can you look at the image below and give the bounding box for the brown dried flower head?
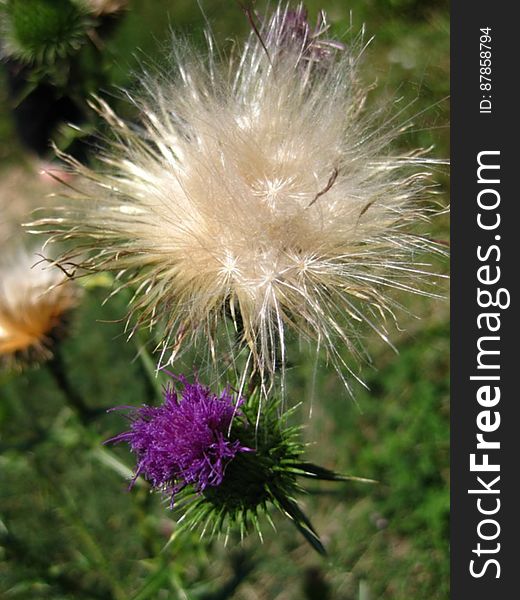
[0,246,81,369]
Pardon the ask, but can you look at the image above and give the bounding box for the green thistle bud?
[1,0,92,64]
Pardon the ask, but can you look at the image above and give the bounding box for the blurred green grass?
[1,1,449,598]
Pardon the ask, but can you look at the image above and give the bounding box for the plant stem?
[134,334,163,401]
[47,346,99,423]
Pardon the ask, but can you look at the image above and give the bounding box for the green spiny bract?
[174,394,352,554]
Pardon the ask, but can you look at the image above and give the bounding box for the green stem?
[47,346,100,423]
[134,334,163,400]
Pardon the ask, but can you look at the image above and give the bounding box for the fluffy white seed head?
[32,4,446,390]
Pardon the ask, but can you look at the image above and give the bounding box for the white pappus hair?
[31,3,447,393]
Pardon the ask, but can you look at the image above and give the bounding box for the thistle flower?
[0,246,81,369]
[0,0,91,64]
[33,4,445,389]
[107,375,358,553]
[107,377,252,503]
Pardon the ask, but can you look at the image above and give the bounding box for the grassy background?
[0,1,449,598]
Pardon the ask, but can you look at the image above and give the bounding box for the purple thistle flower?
[271,6,346,64]
[106,376,251,505]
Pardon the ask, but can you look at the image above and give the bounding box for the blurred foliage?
[1,0,449,598]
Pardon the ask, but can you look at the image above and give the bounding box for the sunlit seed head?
[31,3,447,391]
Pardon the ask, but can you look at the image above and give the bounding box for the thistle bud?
[0,0,91,64]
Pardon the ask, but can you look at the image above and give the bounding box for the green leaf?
[273,493,326,556]
[292,462,378,484]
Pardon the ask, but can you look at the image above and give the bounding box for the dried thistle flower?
[0,246,81,369]
[32,3,445,390]
[107,375,359,553]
